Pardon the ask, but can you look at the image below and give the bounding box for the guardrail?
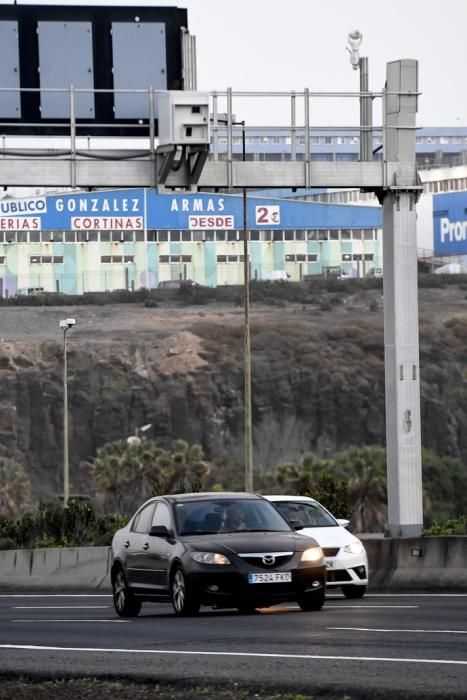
[0,537,466,593]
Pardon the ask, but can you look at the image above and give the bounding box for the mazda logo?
[262,555,276,566]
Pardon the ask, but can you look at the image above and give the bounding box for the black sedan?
[111,492,326,616]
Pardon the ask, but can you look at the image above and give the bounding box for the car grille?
[239,553,294,569]
[322,548,340,557]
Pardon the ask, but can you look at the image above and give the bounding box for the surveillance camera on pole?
[347,29,362,70]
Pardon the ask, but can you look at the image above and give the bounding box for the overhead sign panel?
[112,22,167,119]
[38,21,95,119]
[0,21,20,118]
[0,4,188,136]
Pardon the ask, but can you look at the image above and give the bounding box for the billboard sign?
[433,191,467,256]
[0,4,188,136]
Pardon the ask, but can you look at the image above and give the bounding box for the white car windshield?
[274,501,338,528]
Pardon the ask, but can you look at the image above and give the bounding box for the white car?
[264,495,368,598]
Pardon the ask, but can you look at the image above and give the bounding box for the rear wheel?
[112,568,141,618]
[297,588,325,612]
[171,567,201,616]
[342,585,366,599]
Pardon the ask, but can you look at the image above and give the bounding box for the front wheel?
[171,567,201,616]
[112,568,142,618]
[297,588,325,612]
[342,585,366,599]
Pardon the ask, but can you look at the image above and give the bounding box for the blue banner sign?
[0,188,382,232]
[433,191,467,256]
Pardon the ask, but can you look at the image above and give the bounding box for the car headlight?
[344,542,365,555]
[300,546,323,563]
[190,552,231,565]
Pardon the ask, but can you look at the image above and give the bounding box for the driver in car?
[221,505,248,532]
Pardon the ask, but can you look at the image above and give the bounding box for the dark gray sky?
[17,0,467,128]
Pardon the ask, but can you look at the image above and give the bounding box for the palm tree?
[332,446,387,532]
[0,458,32,518]
[90,439,210,514]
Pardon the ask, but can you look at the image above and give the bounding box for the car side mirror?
[149,525,171,538]
[289,519,304,530]
[337,518,350,528]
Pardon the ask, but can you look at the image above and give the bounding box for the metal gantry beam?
[0,63,424,535]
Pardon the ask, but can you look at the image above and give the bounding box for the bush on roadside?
[422,515,466,536]
[0,501,127,549]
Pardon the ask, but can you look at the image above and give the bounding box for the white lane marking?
[281,604,418,611]
[1,644,467,666]
[329,627,467,635]
[358,594,467,598]
[11,619,127,623]
[0,594,110,598]
[325,605,419,609]
[13,606,110,610]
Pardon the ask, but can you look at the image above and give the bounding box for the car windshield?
[174,498,292,535]
[274,501,338,528]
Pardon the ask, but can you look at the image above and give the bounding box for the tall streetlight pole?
[241,120,253,492]
[213,114,253,492]
[59,318,76,506]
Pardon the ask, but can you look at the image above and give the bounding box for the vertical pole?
[69,85,76,189]
[359,58,372,161]
[63,329,69,506]
[381,59,422,536]
[242,121,253,492]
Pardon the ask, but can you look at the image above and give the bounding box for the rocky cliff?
[1,281,466,500]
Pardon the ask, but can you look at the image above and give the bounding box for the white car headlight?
[344,542,365,555]
[191,552,231,565]
[300,546,323,563]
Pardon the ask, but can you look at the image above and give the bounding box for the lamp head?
[59,318,76,330]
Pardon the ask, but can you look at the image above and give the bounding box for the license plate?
[248,572,292,584]
[325,559,335,569]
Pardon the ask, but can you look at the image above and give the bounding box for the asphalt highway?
[1,592,467,698]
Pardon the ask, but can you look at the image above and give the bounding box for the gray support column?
[380,60,423,537]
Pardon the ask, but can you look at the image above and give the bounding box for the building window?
[0,257,5,265]
[272,137,281,145]
[29,255,63,265]
[158,231,169,242]
[65,232,76,243]
[182,231,191,242]
[101,255,112,263]
[124,255,135,263]
[159,255,192,264]
[100,231,111,242]
[29,232,41,243]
